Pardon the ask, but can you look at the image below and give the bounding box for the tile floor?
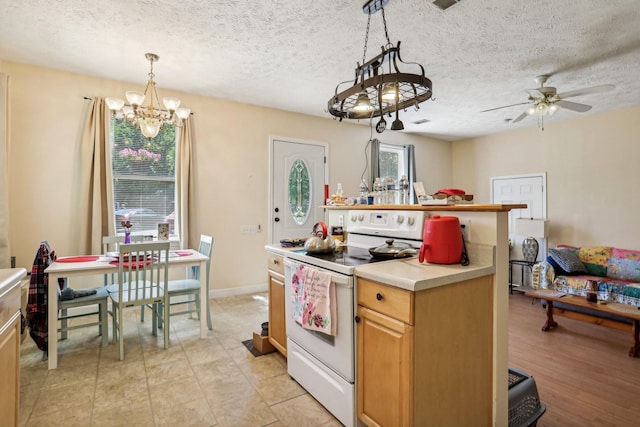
[19,292,343,427]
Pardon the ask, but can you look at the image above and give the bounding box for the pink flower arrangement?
[118,147,161,162]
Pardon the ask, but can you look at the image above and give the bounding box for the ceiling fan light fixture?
[107,53,190,138]
[535,103,548,115]
[327,0,433,132]
[548,103,559,115]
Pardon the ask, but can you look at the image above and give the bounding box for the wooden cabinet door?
[0,312,20,427]
[268,271,287,356]
[357,305,413,427]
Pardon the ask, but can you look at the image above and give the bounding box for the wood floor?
[508,292,640,427]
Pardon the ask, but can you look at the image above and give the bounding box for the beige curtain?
[0,73,10,267]
[176,117,194,249]
[72,97,114,255]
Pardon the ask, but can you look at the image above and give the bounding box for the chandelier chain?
[361,14,371,67]
[381,8,391,46]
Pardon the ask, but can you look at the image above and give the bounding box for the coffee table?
[525,289,640,357]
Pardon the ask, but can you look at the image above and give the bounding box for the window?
[288,159,312,225]
[110,119,177,237]
[378,142,406,183]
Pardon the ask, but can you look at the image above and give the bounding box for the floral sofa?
[536,244,640,306]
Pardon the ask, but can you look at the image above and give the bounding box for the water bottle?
[399,175,410,204]
[373,178,384,205]
[383,176,397,204]
[359,179,369,205]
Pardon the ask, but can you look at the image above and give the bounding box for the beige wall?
[3,60,451,292]
[452,105,640,250]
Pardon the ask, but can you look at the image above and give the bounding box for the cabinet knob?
[354,316,361,323]
[272,259,279,265]
[376,293,383,301]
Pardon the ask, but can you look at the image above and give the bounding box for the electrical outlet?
[460,220,471,242]
[338,215,344,227]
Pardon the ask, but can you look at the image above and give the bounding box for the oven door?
[284,258,354,382]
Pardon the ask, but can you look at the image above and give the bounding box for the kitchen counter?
[355,245,495,292]
[0,268,27,296]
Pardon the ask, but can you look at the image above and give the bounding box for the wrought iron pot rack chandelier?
[327,0,433,133]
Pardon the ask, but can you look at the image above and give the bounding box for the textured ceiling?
[1,0,639,141]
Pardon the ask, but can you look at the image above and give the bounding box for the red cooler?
[419,215,463,264]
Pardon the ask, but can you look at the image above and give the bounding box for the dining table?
[44,248,209,370]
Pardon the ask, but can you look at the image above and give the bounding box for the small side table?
[509,259,536,293]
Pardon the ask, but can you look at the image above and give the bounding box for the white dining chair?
[145,235,213,330]
[107,241,170,360]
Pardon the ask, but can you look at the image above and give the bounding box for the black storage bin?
[508,367,546,427]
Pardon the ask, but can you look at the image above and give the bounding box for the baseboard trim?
[209,283,268,299]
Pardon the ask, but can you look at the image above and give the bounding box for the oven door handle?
[284,259,352,287]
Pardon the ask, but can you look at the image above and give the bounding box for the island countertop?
[354,256,495,292]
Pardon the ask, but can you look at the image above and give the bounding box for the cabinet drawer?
[357,278,413,324]
[266,253,284,275]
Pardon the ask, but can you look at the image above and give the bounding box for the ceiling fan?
[482,75,615,129]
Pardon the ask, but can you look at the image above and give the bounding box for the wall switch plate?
[241,225,259,234]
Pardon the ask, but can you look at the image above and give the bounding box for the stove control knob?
[350,214,357,222]
[358,214,364,221]
[396,215,404,224]
[407,216,415,226]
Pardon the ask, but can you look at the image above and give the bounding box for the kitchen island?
[333,204,521,427]
[269,204,523,426]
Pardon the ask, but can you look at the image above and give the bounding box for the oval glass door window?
[288,159,312,225]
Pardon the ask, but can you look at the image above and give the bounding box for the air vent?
[432,0,461,11]
[413,119,430,125]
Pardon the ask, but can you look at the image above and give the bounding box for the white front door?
[270,138,327,244]
[491,173,547,262]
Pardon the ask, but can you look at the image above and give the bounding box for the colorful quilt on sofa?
[544,245,640,306]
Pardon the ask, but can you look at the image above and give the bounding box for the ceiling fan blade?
[511,111,529,123]
[556,84,615,99]
[555,100,592,112]
[525,89,545,99]
[480,101,532,113]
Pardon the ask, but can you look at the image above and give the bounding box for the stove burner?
[303,245,415,267]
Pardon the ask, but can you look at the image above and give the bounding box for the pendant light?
[327,0,433,133]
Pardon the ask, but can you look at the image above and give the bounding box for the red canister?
[419,215,463,264]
